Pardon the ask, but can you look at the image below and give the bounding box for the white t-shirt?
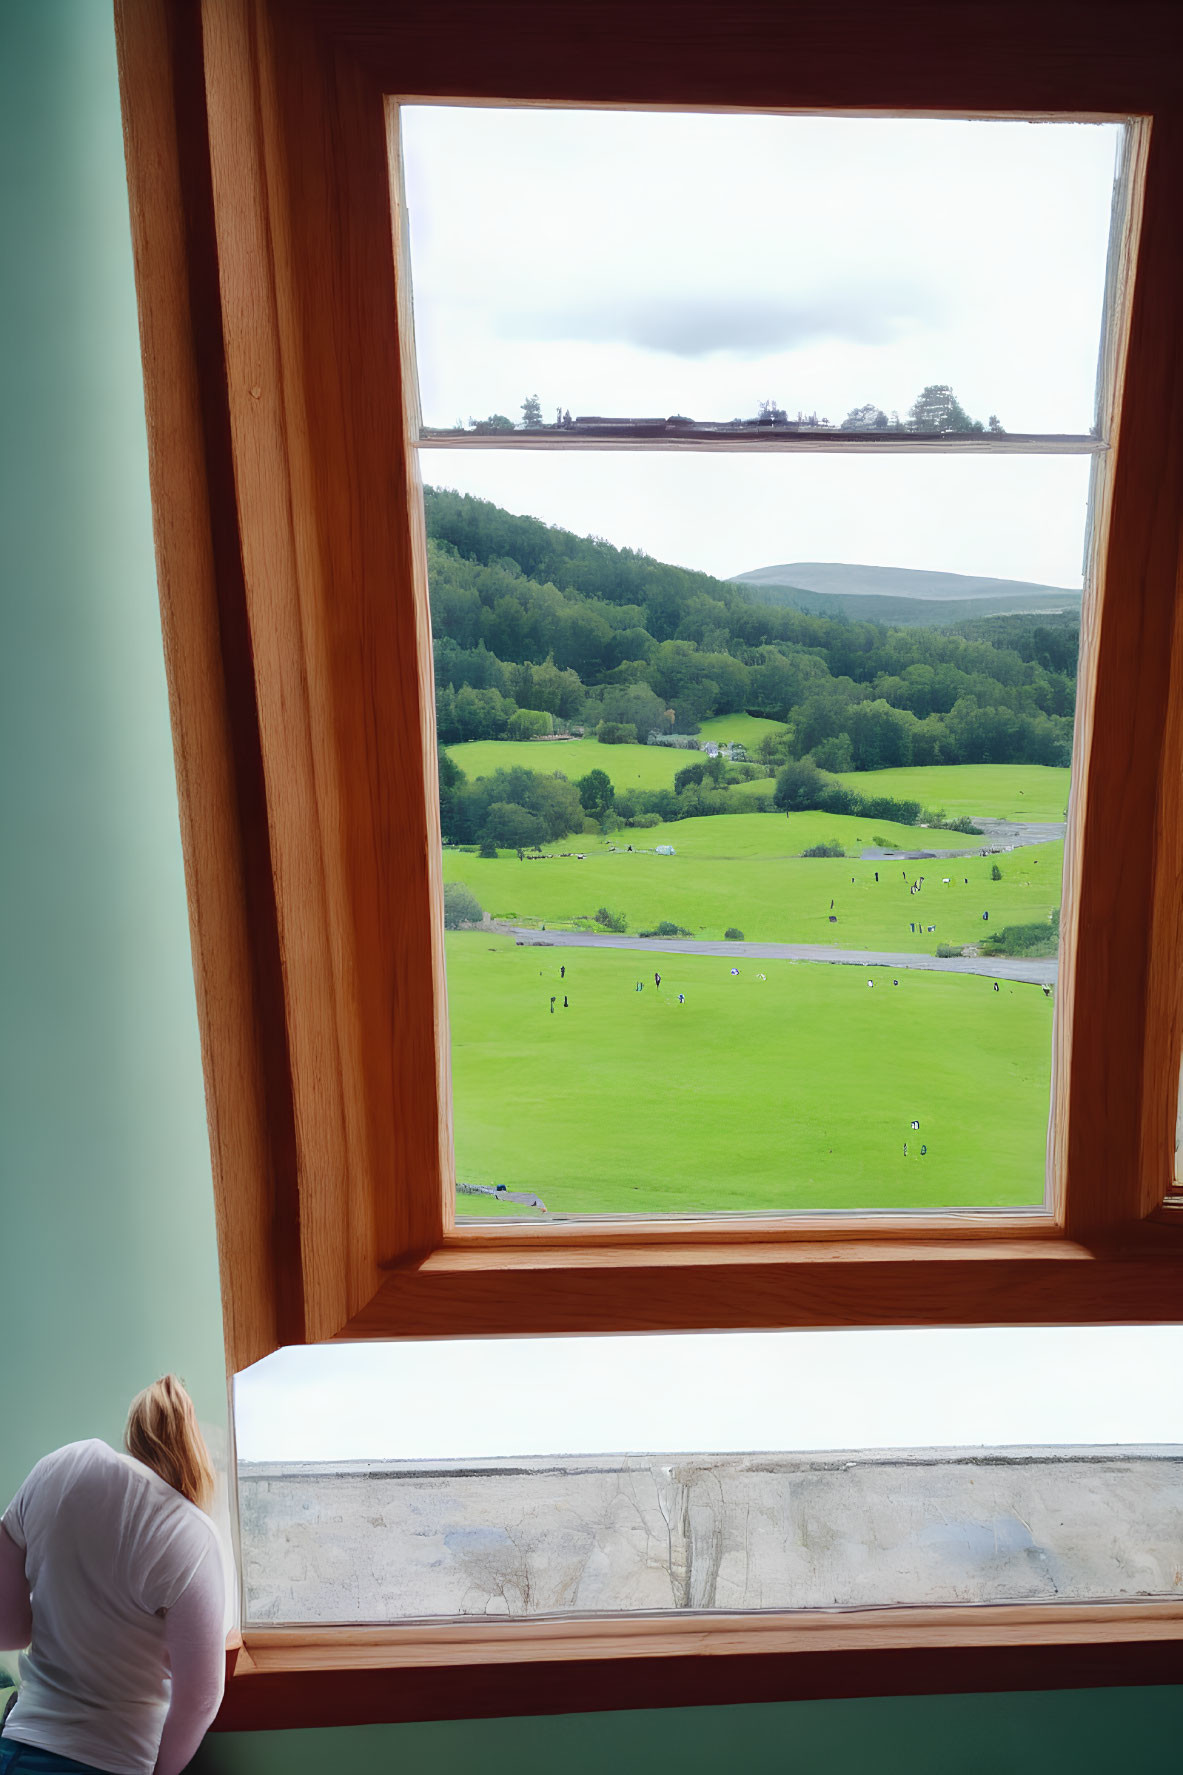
[1,1439,223,1775]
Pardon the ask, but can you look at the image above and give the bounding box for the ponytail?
[124,1375,216,1513]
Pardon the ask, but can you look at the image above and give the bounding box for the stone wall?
[239,1446,1183,1623]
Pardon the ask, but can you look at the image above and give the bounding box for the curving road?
[508,929,1057,987]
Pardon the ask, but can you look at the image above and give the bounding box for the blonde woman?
[0,1377,225,1775]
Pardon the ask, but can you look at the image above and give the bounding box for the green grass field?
[446,736,690,791]
[834,764,1070,822]
[447,936,1051,1217]
[444,812,1063,952]
[447,741,1070,826]
[696,713,788,751]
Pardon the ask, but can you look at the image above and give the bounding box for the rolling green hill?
[729,561,1081,627]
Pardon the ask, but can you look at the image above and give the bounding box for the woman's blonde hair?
[125,1375,216,1513]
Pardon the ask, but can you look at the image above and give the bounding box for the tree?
[478,801,546,849]
[773,757,826,812]
[810,733,854,773]
[520,394,544,429]
[469,413,515,433]
[840,403,889,431]
[991,862,1003,880]
[577,768,614,819]
[597,720,638,745]
[906,384,982,433]
[437,747,467,841]
[443,882,484,928]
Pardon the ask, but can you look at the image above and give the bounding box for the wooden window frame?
[116,0,1183,1721]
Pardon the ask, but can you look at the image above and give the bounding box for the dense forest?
[426,487,1079,776]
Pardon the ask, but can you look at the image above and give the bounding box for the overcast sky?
[236,1328,1183,1463]
[404,109,1121,586]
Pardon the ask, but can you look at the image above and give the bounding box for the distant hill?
[729,562,1082,627]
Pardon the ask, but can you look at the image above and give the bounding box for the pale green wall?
[1,6,1180,1771]
[0,0,227,1487]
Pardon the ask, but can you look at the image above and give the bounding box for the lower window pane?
[427,453,1082,1218]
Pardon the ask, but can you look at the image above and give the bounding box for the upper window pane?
[401,110,1122,438]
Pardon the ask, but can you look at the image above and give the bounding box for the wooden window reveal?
[114,0,1183,1364]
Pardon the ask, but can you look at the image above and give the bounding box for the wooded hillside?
[426,487,1077,771]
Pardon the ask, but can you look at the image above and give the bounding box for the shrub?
[506,706,553,741]
[935,942,965,958]
[478,837,498,858]
[639,920,692,937]
[991,862,1003,880]
[597,720,639,745]
[443,882,484,928]
[940,815,984,835]
[802,840,844,858]
[595,906,628,933]
[724,927,745,940]
[628,812,662,828]
[980,909,1061,958]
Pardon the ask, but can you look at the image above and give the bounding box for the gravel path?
[508,929,1057,987]
[862,818,1067,861]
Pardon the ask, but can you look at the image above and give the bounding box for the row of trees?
[466,387,1002,435]
[426,487,1077,768]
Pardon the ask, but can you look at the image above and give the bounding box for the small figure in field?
[829,915,837,923]
[903,1142,908,1157]
[563,995,568,1008]
[1043,984,1052,999]
[635,981,643,992]
[993,981,1000,992]
[730,967,740,976]
[678,992,685,1004]
[549,996,555,1013]
[893,979,898,986]
[875,872,879,882]
[983,911,989,921]
[911,1120,919,1130]
[560,964,565,979]
[867,978,874,988]
[654,971,661,988]
[830,899,834,909]
[921,1144,927,1156]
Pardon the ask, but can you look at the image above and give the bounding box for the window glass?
[426,451,1080,1218]
[235,1329,1183,1622]
[401,110,1122,437]
[405,108,1121,1221]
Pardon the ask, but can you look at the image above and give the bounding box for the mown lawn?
[443,812,1063,952]
[833,764,1070,822]
[696,712,788,751]
[447,936,1051,1217]
[446,736,690,792]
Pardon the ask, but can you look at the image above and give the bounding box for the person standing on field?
[0,1376,225,1775]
